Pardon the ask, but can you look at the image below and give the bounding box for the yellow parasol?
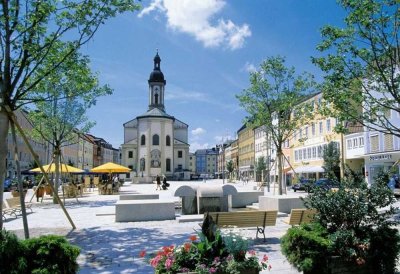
[30,164,84,173]
[90,162,131,173]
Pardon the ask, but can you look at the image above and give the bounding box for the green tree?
[226,160,234,181]
[322,141,341,180]
[0,0,140,229]
[29,52,111,203]
[255,156,266,182]
[312,0,400,136]
[237,56,316,194]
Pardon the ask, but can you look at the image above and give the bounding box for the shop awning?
[286,166,324,174]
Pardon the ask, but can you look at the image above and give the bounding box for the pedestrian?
[156,174,161,190]
[162,175,169,190]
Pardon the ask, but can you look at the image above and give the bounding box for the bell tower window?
[155,93,158,104]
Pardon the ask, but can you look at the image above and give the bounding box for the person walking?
[156,175,161,190]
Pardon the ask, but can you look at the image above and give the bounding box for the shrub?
[0,229,27,274]
[368,226,400,274]
[281,223,331,272]
[22,235,80,274]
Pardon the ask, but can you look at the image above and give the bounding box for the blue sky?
[82,0,346,151]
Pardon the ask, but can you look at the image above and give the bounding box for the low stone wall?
[258,196,305,214]
[115,200,175,222]
[119,194,159,200]
[230,191,264,208]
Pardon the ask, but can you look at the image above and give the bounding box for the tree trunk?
[54,149,61,204]
[10,122,30,238]
[0,109,10,229]
[277,149,283,195]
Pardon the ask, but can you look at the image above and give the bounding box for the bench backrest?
[288,208,316,225]
[206,210,278,228]
[6,197,21,208]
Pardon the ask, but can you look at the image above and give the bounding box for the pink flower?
[150,255,162,268]
[248,250,256,256]
[165,258,174,269]
[209,267,217,273]
[263,254,269,262]
[268,265,272,270]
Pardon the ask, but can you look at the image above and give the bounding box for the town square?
[1,0,400,273]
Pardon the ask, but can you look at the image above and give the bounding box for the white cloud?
[138,0,165,18]
[214,135,234,143]
[190,141,209,152]
[215,119,220,122]
[243,62,257,73]
[192,127,206,136]
[138,0,251,50]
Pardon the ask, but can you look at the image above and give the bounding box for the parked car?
[310,178,339,192]
[292,178,313,192]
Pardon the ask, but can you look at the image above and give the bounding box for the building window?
[370,135,379,152]
[178,151,183,158]
[319,122,323,134]
[295,150,299,161]
[347,139,353,149]
[312,123,315,136]
[353,138,358,148]
[359,137,364,147]
[166,135,171,146]
[128,151,133,158]
[312,147,316,158]
[384,134,393,150]
[141,135,146,146]
[326,119,331,132]
[305,126,309,137]
[152,134,159,145]
[166,158,171,172]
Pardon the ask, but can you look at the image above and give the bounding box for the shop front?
[364,152,400,185]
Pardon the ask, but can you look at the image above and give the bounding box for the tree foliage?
[312,0,400,136]
[0,0,140,228]
[322,141,341,180]
[236,56,316,194]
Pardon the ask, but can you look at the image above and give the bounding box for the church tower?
[148,51,166,111]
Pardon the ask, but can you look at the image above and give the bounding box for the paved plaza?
[3,179,389,274]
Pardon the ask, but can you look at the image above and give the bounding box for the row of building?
[188,92,399,186]
[5,109,120,179]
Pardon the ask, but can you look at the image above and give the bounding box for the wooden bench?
[6,197,33,213]
[205,210,278,242]
[282,208,316,226]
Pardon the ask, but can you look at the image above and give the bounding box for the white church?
[121,52,190,182]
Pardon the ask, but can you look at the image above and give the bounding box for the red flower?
[189,235,197,241]
[263,254,269,262]
[184,242,191,252]
[139,250,146,258]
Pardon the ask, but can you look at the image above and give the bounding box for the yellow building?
[288,92,342,180]
[238,124,254,179]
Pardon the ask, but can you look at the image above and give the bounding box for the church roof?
[148,52,166,84]
[136,107,175,120]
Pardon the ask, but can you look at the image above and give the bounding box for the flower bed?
[141,214,271,274]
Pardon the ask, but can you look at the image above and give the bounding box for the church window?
[178,150,183,158]
[166,158,171,172]
[128,151,133,158]
[140,158,145,171]
[141,135,146,146]
[166,135,171,146]
[155,93,159,104]
[153,134,160,145]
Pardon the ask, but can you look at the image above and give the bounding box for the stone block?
[230,191,264,208]
[119,194,159,200]
[258,196,305,214]
[115,200,175,222]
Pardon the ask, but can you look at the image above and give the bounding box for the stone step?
[176,214,203,223]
